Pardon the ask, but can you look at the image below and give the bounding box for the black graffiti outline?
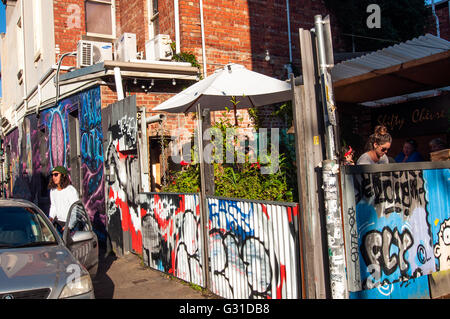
[354,171,426,217]
[209,228,274,299]
[347,207,359,262]
[141,196,203,284]
[361,226,414,288]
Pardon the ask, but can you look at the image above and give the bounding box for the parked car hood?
[0,245,81,293]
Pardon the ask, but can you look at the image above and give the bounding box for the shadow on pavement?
[92,247,117,299]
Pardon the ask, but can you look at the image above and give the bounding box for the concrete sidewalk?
[92,250,215,299]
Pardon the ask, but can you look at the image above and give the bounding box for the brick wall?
[429,3,450,41]
[53,0,85,66]
[160,0,344,78]
[116,0,149,52]
[58,0,340,141]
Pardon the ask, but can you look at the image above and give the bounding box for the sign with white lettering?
[371,94,449,138]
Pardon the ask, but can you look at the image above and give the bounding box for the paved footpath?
[92,250,215,299]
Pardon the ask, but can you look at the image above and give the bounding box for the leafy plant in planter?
[162,105,296,202]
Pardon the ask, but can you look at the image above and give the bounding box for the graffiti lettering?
[362,227,413,289]
[141,194,204,286]
[348,207,359,262]
[354,171,425,216]
[118,114,137,150]
[208,199,300,299]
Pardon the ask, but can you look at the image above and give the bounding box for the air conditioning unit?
[114,33,137,62]
[145,34,173,61]
[77,40,113,68]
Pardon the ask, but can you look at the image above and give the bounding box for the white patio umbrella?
[152,63,292,114]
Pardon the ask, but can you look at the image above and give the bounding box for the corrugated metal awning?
[332,34,450,103]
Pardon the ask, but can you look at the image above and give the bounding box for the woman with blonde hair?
[357,125,392,165]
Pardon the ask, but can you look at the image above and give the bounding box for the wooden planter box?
[430,149,450,162]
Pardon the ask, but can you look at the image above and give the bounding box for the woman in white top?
[357,125,392,165]
[48,166,79,230]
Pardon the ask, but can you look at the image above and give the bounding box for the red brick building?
[50,0,344,104]
[1,0,344,194]
[427,0,450,41]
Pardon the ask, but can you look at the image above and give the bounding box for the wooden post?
[292,28,328,299]
[196,104,211,291]
[202,108,215,195]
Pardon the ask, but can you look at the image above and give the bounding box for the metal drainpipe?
[199,0,207,78]
[286,0,292,63]
[20,0,28,113]
[174,0,181,54]
[314,15,348,300]
[431,0,441,37]
[113,67,125,101]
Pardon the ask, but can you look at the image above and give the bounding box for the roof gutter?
[58,60,199,85]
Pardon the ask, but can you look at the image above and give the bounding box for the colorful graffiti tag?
[346,168,450,299]
[141,193,204,286]
[4,86,106,236]
[102,96,141,255]
[208,198,301,299]
[79,88,106,241]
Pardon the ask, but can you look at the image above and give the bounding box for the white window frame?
[32,0,43,62]
[85,0,116,39]
[147,0,159,40]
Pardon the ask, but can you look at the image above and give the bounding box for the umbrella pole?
[196,103,211,291]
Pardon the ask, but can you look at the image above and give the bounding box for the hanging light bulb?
[151,79,155,86]
[133,78,137,85]
[172,79,176,86]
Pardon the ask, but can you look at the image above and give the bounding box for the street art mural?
[344,168,450,299]
[79,88,106,242]
[3,87,106,237]
[208,198,301,299]
[4,116,51,212]
[141,193,204,287]
[102,96,141,255]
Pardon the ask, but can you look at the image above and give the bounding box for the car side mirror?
[71,231,95,243]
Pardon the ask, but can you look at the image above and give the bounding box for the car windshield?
[0,206,57,249]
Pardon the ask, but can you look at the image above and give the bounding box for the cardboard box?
[430,149,450,161]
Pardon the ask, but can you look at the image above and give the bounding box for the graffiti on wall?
[4,87,106,233]
[208,198,301,299]
[4,116,51,212]
[79,87,106,240]
[102,95,141,254]
[348,168,450,298]
[141,193,204,286]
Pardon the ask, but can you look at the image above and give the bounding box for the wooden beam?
[296,28,328,299]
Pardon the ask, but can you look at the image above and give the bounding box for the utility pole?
[314,15,348,299]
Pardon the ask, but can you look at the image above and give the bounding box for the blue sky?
[0,1,5,97]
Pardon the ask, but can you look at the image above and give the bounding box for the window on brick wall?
[85,0,116,38]
[148,0,159,39]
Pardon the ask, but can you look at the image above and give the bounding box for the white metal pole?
[314,15,348,300]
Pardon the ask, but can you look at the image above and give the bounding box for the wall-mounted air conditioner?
[145,34,173,61]
[77,40,113,68]
[114,33,137,62]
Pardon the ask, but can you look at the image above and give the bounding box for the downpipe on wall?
[114,67,125,101]
[314,15,348,299]
[174,0,181,54]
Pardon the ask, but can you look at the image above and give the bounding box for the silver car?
[0,199,98,299]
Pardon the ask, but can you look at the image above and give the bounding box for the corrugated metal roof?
[331,34,450,82]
